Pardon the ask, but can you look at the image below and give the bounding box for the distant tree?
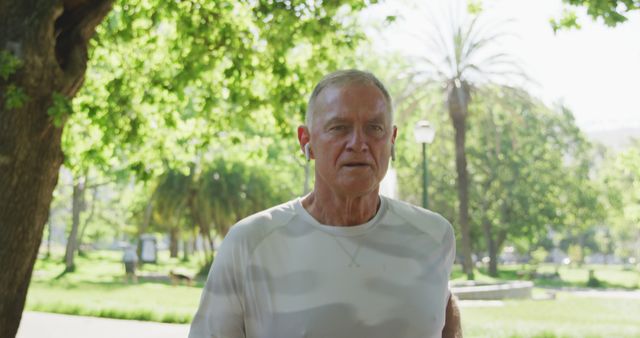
[152,170,192,258]
[399,6,525,279]
[467,89,601,276]
[150,158,291,262]
[598,141,640,265]
[62,173,87,272]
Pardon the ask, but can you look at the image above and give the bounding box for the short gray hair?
[305,69,393,128]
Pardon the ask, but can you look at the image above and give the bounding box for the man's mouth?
[344,162,370,167]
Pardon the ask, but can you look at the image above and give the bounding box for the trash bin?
[139,234,157,264]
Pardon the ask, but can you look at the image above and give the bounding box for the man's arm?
[189,229,246,338]
[442,293,462,338]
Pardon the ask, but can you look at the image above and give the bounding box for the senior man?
[189,69,461,338]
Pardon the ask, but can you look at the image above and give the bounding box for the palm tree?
[400,3,525,279]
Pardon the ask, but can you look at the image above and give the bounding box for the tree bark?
[64,177,86,272]
[481,216,498,277]
[46,222,52,259]
[182,238,190,261]
[169,227,179,258]
[0,1,112,336]
[77,184,98,255]
[448,81,474,280]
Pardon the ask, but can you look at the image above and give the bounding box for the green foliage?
[152,170,191,232]
[50,0,371,253]
[550,9,581,33]
[3,84,28,109]
[531,247,549,266]
[47,93,73,127]
[367,5,609,275]
[65,0,370,182]
[0,50,22,80]
[0,50,29,110]
[469,90,551,245]
[1,50,28,109]
[568,244,583,265]
[379,57,605,270]
[151,157,292,239]
[467,0,483,15]
[552,0,640,31]
[596,142,640,260]
[467,90,605,255]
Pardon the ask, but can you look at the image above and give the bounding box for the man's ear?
[391,125,398,145]
[297,125,312,158]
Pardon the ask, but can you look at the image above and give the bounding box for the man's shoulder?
[383,196,453,242]
[226,199,298,244]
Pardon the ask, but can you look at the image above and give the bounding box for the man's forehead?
[318,82,385,101]
[323,114,387,125]
[313,83,390,122]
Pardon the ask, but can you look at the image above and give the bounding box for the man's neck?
[301,187,380,227]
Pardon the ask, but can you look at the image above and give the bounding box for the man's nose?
[346,128,368,152]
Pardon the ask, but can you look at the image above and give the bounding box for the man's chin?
[335,180,379,196]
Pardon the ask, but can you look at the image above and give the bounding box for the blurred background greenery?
[14,0,640,337]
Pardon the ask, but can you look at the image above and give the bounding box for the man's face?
[303,83,397,196]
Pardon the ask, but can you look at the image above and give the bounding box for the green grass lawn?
[461,293,640,338]
[452,264,640,337]
[26,249,205,323]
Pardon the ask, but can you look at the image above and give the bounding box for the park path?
[17,311,190,338]
[563,288,640,299]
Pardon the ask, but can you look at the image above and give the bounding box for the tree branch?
[55,0,113,96]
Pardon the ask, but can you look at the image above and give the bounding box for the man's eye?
[331,125,347,131]
[369,125,384,132]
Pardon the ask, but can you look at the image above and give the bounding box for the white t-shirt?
[189,196,455,338]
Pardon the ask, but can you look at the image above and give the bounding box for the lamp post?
[414,120,435,209]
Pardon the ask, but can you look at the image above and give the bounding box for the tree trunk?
[482,218,498,277]
[199,230,210,263]
[182,238,190,261]
[448,81,474,280]
[0,1,112,336]
[207,232,215,259]
[46,222,52,259]
[187,184,216,261]
[64,178,86,272]
[578,232,586,267]
[169,227,179,258]
[77,185,98,256]
[137,188,157,260]
[191,229,197,254]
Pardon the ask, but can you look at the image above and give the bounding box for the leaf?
[0,50,23,80]
[4,84,29,110]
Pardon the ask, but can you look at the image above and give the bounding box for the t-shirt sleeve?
[189,228,246,338]
[444,222,456,278]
